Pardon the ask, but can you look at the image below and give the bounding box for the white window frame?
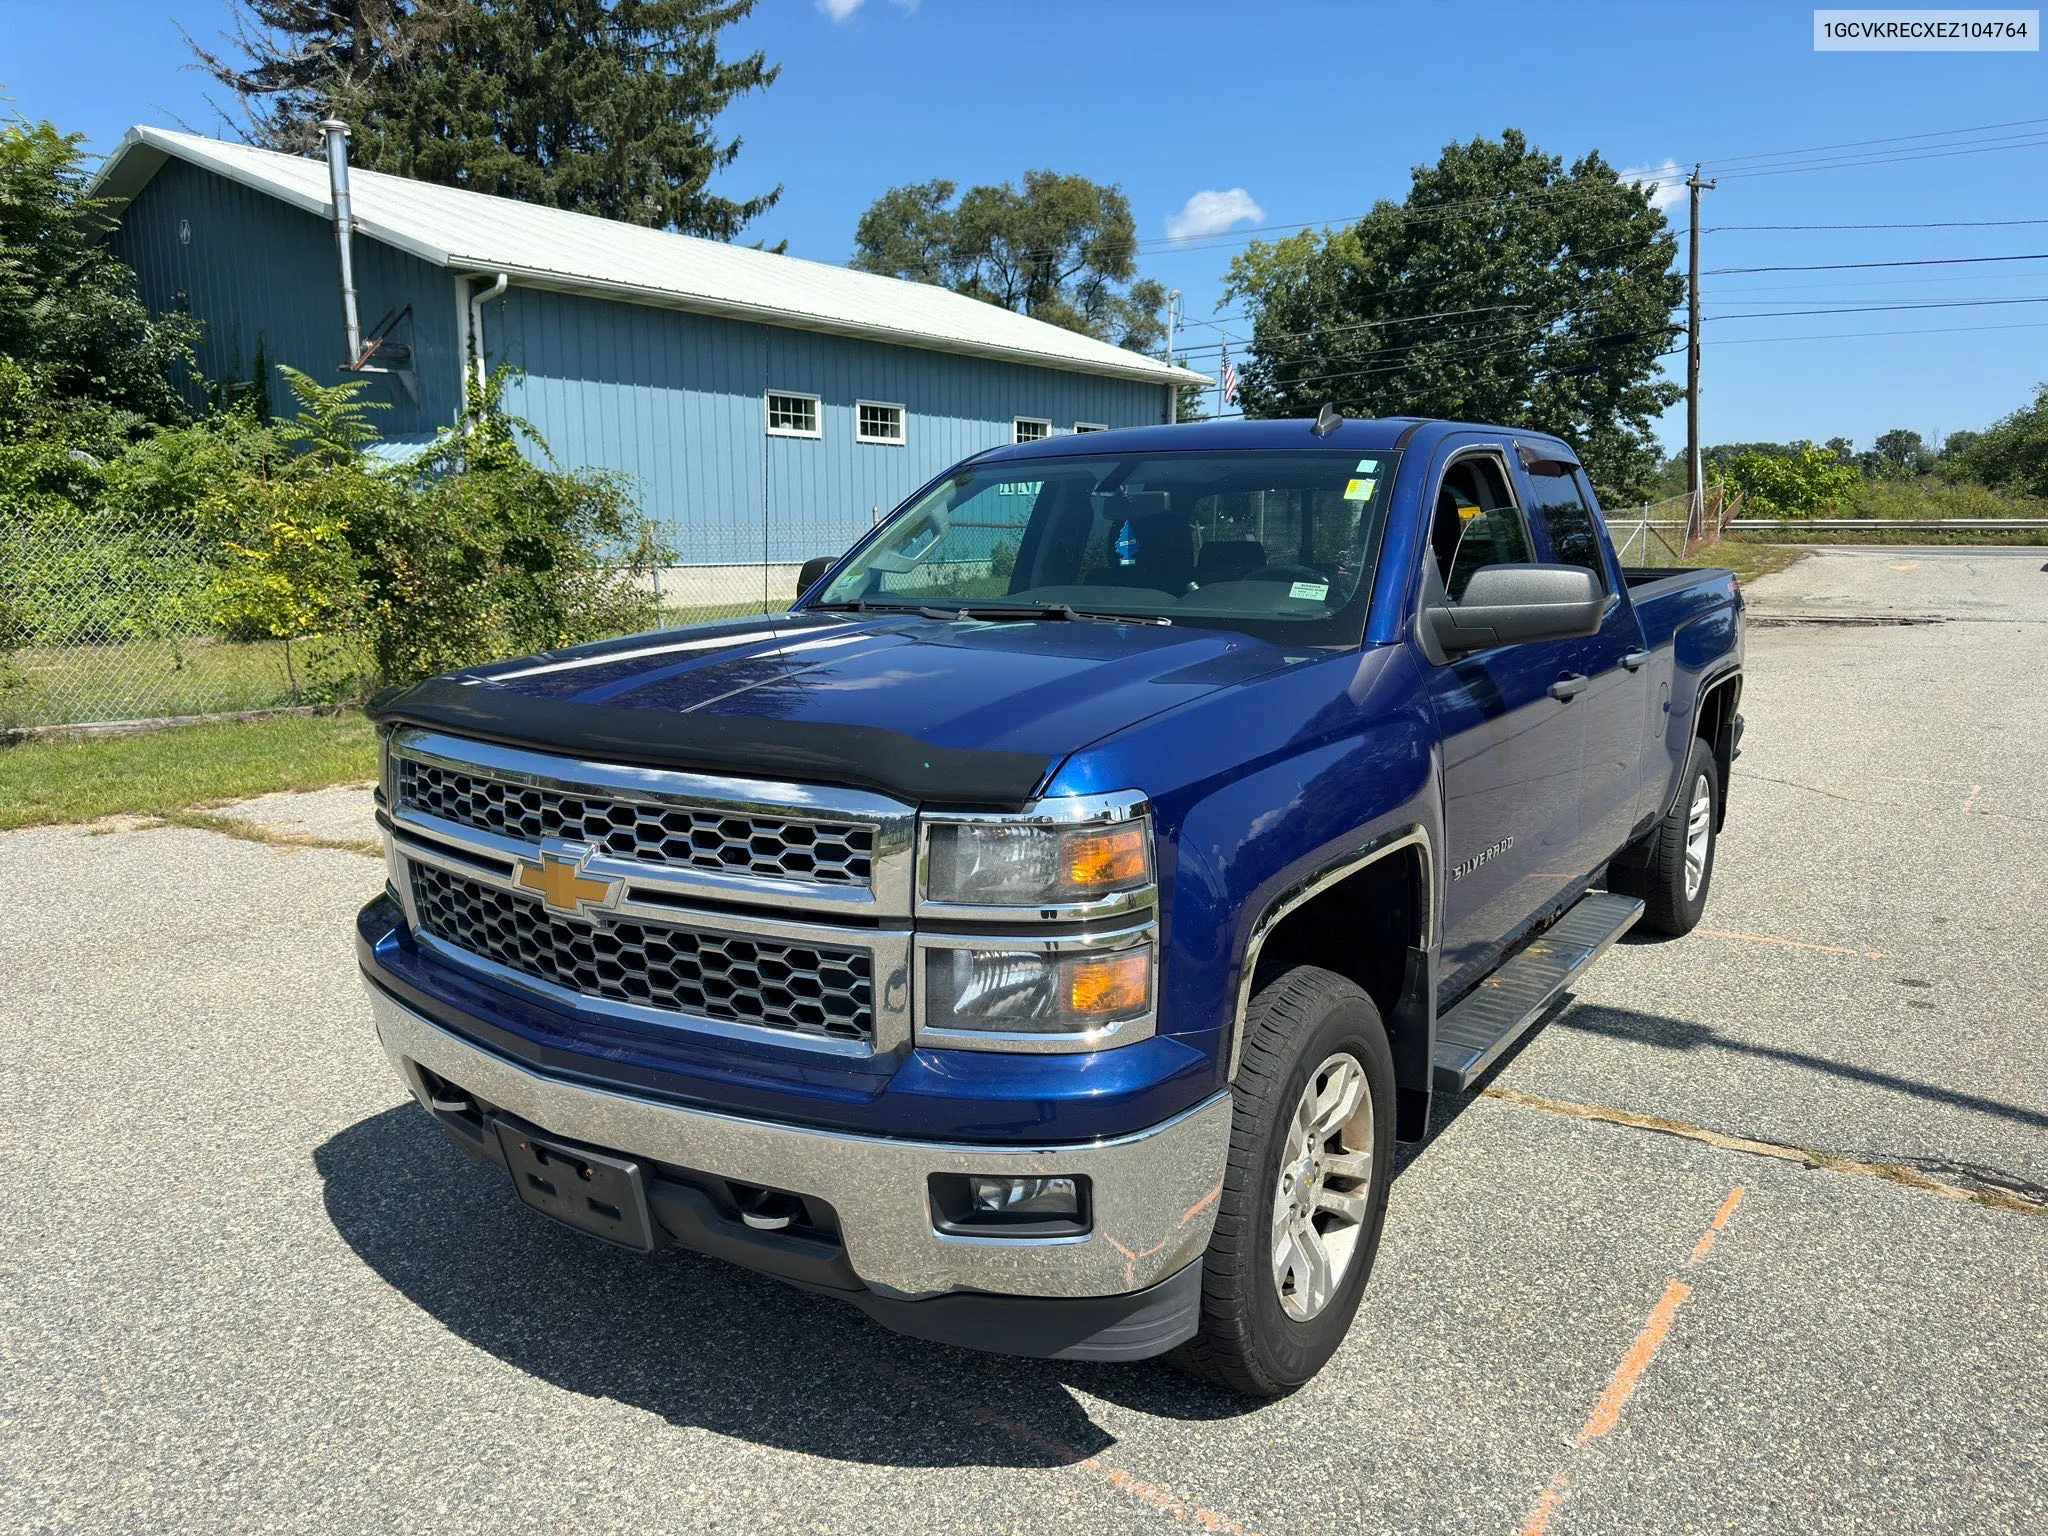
[1073,422,1108,434]
[765,390,822,440]
[855,399,907,446]
[1013,417,1051,444]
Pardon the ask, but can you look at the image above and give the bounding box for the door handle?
[1621,649,1652,671]
[1549,674,1591,701]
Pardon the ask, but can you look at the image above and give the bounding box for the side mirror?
[1426,563,1604,654]
[796,554,836,601]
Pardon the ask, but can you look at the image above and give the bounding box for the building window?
[1014,417,1051,444]
[766,391,821,438]
[1073,422,1108,434]
[857,401,906,445]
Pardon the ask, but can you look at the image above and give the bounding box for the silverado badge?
[516,849,619,916]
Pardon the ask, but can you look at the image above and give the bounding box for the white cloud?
[1164,188,1266,242]
[1620,160,1687,213]
[818,0,916,19]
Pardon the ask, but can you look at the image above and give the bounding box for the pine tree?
[190,0,780,239]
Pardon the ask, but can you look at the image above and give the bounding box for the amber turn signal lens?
[1061,825,1148,890]
[1066,952,1150,1017]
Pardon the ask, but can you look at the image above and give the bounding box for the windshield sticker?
[1288,580,1330,601]
[1356,458,1380,474]
[1343,477,1377,501]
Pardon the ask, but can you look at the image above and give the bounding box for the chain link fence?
[0,503,305,731]
[1605,492,1710,569]
[1,503,860,732]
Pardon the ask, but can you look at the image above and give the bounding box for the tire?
[1170,966,1395,1397]
[1610,736,1720,937]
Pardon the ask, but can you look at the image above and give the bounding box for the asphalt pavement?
[2,546,2043,1535]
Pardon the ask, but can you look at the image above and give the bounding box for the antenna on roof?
[1311,402,1345,438]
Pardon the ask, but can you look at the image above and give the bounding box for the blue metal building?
[92,127,1204,581]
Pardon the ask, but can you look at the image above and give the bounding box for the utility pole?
[1166,289,1182,424]
[1685,163,1716,542]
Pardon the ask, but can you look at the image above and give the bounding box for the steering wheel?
[1247,563,1327,585]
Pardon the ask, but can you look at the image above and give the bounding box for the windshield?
[811,448,1401,642]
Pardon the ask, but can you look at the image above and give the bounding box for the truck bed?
[1619,565,1734,597]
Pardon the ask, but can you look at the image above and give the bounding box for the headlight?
[922,812,1153,909]
[921,938,1153,1041]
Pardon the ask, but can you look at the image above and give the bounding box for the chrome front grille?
[397,756,874,887]
[382,729,915,1054]
[410,863,876,1043]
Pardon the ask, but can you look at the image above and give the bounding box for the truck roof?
[977,415,1580,465]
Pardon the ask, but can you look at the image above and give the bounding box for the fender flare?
[1225,823,1435,1083]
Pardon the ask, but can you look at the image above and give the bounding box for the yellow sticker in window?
[1344,477,1377,501]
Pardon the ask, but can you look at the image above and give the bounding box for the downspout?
[468,272,509,394]
[319,120,363,364]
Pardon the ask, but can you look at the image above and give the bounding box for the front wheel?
[1610,736,1720,936]
[1171,966,1395,1396]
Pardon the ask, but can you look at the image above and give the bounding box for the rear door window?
[1525,468,1608,586]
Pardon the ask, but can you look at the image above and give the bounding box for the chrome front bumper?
[366,981,1232,1301]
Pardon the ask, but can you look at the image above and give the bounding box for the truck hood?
[369,611,1304,808]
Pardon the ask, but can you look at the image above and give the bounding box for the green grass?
[1681,537,1810,585]
[0,710,378,830]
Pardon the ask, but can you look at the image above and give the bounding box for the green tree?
[1715,442,1859,518]
[0,117,201,435]
[1221,131,1684,503]
[1872,427,1934,478]
[1945,383,2048,500]
[851,172,1167,354]
[192,0,781,239]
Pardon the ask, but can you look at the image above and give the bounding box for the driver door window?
[1431,456,1534,600]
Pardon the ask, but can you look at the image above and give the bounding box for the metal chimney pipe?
[320,119,364,365]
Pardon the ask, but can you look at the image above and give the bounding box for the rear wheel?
[1610,736,1720,936]
[1171,966,1395,1396]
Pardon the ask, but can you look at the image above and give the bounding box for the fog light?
[968,1175,1080,1218]
[929,1172,1092,1237]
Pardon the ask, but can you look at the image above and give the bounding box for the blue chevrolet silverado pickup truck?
[357,415,1743,1395]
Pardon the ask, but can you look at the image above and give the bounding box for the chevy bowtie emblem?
[516,850,619,915]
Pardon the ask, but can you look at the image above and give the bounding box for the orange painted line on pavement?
[1515,1187,1745,1535]
[1517,1471,1572,1536]
[1578,1279,1693,1443]
[1696,926,1886,959]
[1690,1186,1747,1266]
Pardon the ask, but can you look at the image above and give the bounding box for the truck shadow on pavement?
[315,1106,1266,1468]
[1547,1001,2048,1132]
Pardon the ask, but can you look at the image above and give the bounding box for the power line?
[1706,217,2048,232]
[1705,318,2048,346]
[1706,251,2048,276]
[1706,294,2048,321]
[1696,114,2048,171]
[1710,131,2048,181]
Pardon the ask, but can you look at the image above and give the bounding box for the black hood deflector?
[367,675,1057,810]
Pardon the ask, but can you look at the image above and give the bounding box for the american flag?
[1219,348,1240,406]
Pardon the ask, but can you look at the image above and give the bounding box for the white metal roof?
[93,126,1208,388]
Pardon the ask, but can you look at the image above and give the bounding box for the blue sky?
[5,0,2046,454]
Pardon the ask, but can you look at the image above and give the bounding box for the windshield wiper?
[918,603,1171,627]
